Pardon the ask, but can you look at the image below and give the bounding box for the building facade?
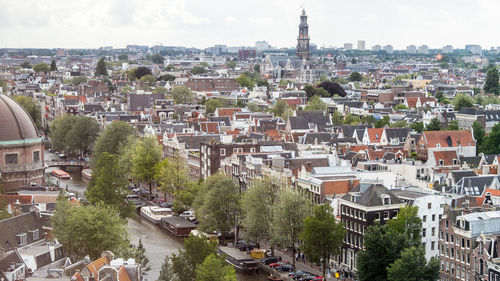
[296,9,310,60]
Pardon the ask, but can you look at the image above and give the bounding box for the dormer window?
[220,148,226,156]
[452,159,458,165]
[17,233,27,246]
[29,229,39,240]
[381,194,391,205]
[436,143,441,148]
[439,159,444,165]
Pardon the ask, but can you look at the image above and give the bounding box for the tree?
[0,195,11,220]
[343,113,361,125]
[158,256,176,281]
[447,120,460,130]
[166,64,176,71]
[50,60,57,72]
[0,80,7,93]
[12,95,42,129]
[241,178,282,248]
[236,74,254,89]
[410,122,424,133]
[304,95,327,111]
[140,74,157,86]
[191,66,207,75]
[131,67,153,80]
[52,201,129,260]
[393,104,408,110]
[33,62,50,74]
[484,67,500,95]
[85,152,133,217]
[387,247,439,281]
[172,181,200,214]
[434,91,445,103]
[426,118,442,131]
[171,234,218,281]
[300,205,346,277]
[153,86,168,94]
[204,99,227,114]
[453,94,474,111]
[155,153,189,196]
[386,206,422,248]
[93,121,135,163]
[270,100,292,119]
[472,121,485,151]
[390,120,408,128]
[158,74,177,81]
[314,87,330,98]
[131,137,162,194]
[331,111,343,125]
[349,72,363,82]
[316,81,347,97]
[375,116,390,128]
[253,64,260,73]
[247,102,261,112]
[226,61,236,69]
[95,57,108,76]
[118,54,128,61]
[135,238,151,274]
[195,174,241,238]
[195,254,237,281]
[152,54,165,64]
[303,84,315,99]
[49,115,100,158]
[72,76,87,85]
[20,61,32,69]
[271,189,313,271]
[171,86,194,104]
[481,123,500,154]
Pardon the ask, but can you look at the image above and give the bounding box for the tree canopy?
[131,136,162,193]
[49,115,100,158]
[481,123,500,154]
[472,121,485,152]
[20,61,32,69]
[95,57,108,76]
[304,95,327,111]
[191,66,207,75]
[195,254,237,281]
[171,86,194,104]
[12,95,42,129]
[151,54,165,64]
[484,67,500,95]
[453,94,474,111]
[270,100,292,119]
[387,247,439,281]
[93,121,135,164]
[349,72,363,82]
[33,62,50,74]
[236,74,254,89]
[316,81,347,97]
[171,234,218,281]
[425,118,442,131]
[50,60,57,72]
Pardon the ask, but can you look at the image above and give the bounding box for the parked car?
[269,261,290,268]
[159,201,173,208]
[132,188,141,194]
[180,210,196,221]
[139,188,150,196]
[126,194,139,200]
[153,197,166,204]
[58,153,66,159]
[263,256,282,265]
[289,270,309,278]
[276,264,293,272]
[313,277,324,280]
[236,240,256,251]
[298,276,317,281]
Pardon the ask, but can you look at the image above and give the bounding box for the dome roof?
[0,94,39,142]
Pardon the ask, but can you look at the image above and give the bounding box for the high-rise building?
[418,45,429,55]
[383,45,394,54]
[344,43,353,50]
[296,9,310,60]
[465,44,482,55]
[442,45,453,54]
[357,40,366,50]
[372,45,382,52]
[406,45,417,54]
[255,41,271,51]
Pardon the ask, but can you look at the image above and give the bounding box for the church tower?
[296,9,310,60]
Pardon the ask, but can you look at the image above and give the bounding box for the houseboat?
[139,206,173,224]
[81,169,92,180]
[51,169,71,179]
[218,246,258,274]
[160,216,197,237]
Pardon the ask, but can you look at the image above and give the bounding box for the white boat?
[140,206,173,224]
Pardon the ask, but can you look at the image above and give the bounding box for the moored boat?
[81,169,92,180]
[51,169,71,179]
[218,246,258,274]
[140,206,173,224]
[160,216,197,237]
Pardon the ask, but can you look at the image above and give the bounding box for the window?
[453,159,458,165]
[375,212,380,220]
[451,235,454,243]
[432,227,435,236]
[29,229,39,240]
[384,211,390,219]
[431,241,435,250]
[432,214,436,221]
[16,233,27,246]
[428,203,432,209]
[5,153,18,165]
[423,215,427,222]
[220,148,226,156]
[439,159,444,165]
[467,239,470,248]
[33,151,40,162]
[446,220,449,228]
[250,147,256,153]
[423,228,426,237]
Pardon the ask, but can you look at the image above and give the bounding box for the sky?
[0,0,499,50]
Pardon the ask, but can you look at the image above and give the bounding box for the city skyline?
[1,0,500,50]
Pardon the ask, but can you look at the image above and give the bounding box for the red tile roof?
[86,256,110,278]
[117,266,132,281]
[350,145,368,152]
[200,122,219,134]
[367,128,384,143]
[423,130,475,148]
[433,150,459,166]
[216,108,242,120]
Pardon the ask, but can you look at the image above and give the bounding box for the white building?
[357,40,366,50]
[344,43,353,50]
[418,45,429,55]
[407,45,417,54]
[372,45,382,52]
[392,187,447,261]
[383,45,394,54]
[442,45,453,54]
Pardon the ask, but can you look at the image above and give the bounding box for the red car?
[269,261,290,268]
[314,277,324,280]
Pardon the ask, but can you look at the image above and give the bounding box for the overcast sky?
[0,0,499,50]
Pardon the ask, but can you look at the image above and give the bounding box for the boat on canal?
[218,246,259,274]
[51,169,71,179]
[160,216,197,237]
[140,206,173,225]
[81,168,92,180]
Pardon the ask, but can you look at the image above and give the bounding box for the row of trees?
[49,115,100,158]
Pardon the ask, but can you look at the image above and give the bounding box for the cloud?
[224,17,237,23]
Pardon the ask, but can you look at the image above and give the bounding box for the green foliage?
[171,86,194,104]
[253,64,260,73]
[270,100,292,119]
[194,174,241,237]
[12,95,42,129]
[93,121,135,163]
[349,71,363,82]
[49,115,100,158]
[195,254,237,281]
[226,61,236,69]
[481,123,500,154]
[50,60,57,72]
[153,86,168,94]
[131,137,162,193]
[247,102,261,112]
[85,152,133,217]
[484,67,500,95]
[393,104,408,110]
[130,67,152,80]
[171,234,218,281]
[140,74,156,87]
[241,178,282,243]
[0,196,11,220]
[166,64,176,71]
[303,84,315,99]
[158,74,177,81]
[434,91,445,103]
[158,255,176,281]
[236,74,254,89]
[172,181,200,214]
[95,57,108,76]
[71,76,87,85]
[0,80,7,93]
[375,116,390,128]
[33,62,50,74]
[52,201,129,260]
[410,122,424,133]
[155,153,190,202]
[453,94,474,111]
[390,120,408,128]
[343,114,361,125]
[304,95,327,111]
[135,238,151,273]
[204,99,229,114]
[387,247,439,281]
[20,61,32,69]
[300,205,345,277]
[152,54,165,64]
[472,121,485,151]
[191,66,207,75]
[331,111,343,125]
[271,189,313,270]
[118,54,128,61]
[447,120,460,130]
[386,206,422,248]
[426,118,442,131]
[477,95,500,106]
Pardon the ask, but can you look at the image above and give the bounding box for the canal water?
[44,151,268,281]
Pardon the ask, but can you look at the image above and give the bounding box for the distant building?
[407,45,417,54]
[372,45,382,52]
[238,48,256,59]
[357,40,366,50]
[344,43,353,50]
[418,45,429,55]
[255,41,272,51]
[443,45,454,54]
[465,44,482,55]
[383,45,394,54]
[296,9,311,60]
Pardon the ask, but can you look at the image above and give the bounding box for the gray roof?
[454,175,500,196]
[0,212,45,252]
[289,111,331,131]
[459,156,481,168]
[300,132,334,144]
[341,125,371,139]
[342,183,403,207]
[384,128,411,142]
[460,211,500,237]
[451,170,478,184]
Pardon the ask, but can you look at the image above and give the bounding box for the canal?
[44,151,268,281]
